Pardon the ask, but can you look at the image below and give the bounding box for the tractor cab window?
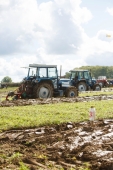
[29,67,37,77]
[71,72,78,80]
[48,67,57,78]
[84,71,90,79]
[79,72,83,79]
[39,68,47,77]
[71,72,76,79]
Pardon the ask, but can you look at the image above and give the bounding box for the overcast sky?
[0,0,113,82]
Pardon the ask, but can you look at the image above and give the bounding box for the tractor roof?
[29,64,57,68]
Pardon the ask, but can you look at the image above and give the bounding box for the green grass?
[79,89,113,97]
[0,86,19,100]
[0,99,113,131]
[0,87,113,131]
[0,86,18,93]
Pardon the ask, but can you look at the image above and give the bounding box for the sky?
[0,0,113,82]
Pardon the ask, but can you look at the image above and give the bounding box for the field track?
[1,93,113,107]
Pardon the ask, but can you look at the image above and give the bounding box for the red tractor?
[96,76,109,88]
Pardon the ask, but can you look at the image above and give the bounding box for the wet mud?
[1,94,113,107]
[0,119,113,170]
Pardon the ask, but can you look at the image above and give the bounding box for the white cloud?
[0,0,113,82]
[75,29,113,64]
[106,7,113,16]
[0,0,10,5]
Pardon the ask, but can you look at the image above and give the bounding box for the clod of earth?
[0,119,113,170]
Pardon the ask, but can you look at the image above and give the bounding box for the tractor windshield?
[48,67,57,78]
[84,71,91,79]
[71,72,78,79]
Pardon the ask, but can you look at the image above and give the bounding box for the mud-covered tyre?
[93,84,101,91]
[65,87,78,98]
[77,82,88,91]
[33,83,53,98]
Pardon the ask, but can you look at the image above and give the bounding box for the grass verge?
[0,99,113,131]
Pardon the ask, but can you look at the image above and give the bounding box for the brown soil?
[1,94,113,107]
[0,119,113,170]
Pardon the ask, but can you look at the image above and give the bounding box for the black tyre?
[99,82,104,88]
[93,84,101,91]
[105,82,109,88]
[65,87,78,98]
[33,83,53,98]
[77,82,88,91]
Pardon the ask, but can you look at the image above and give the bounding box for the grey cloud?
[0,33,20,55]
[0,0,40,56]
[0,0,83,57]
[0,26,20,55]
[36,0,50,4]
[86,52,113,66]
[44,9,83,54]
[0,29,40,55]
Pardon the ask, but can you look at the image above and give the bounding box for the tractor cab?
[24,64,59,90]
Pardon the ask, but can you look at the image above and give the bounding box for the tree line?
[64,66,113,79]
[1,66,113,84]
[0,76,21,87]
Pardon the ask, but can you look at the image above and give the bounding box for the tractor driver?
[71,72,78,86]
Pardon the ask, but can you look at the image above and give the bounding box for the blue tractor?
[69,69,101,91]
[6,64,78,100]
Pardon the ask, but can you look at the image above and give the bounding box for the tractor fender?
[37,79,54,89]
[76,80,87,85]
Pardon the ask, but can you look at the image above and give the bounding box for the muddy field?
[0,90,113,170]
[1,93,113,107]
[0,119,113,170]
[1,88,113,107]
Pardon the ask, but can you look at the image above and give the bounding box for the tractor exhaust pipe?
[60,65,62,78]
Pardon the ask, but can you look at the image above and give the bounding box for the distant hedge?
[2,83,21,87]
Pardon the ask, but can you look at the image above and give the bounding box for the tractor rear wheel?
[33,83,53,98]
[77,82,88,91]
[65,87,78,98]
[93,84,101,91]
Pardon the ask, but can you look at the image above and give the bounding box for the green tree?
[64,66,113,79]
[65,72,71,78]
[1,76,12,83]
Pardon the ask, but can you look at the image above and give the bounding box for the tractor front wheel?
[33,83,53,98]
[65,87,78,98]
[77,82,88,91]
[93,84,101,91]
